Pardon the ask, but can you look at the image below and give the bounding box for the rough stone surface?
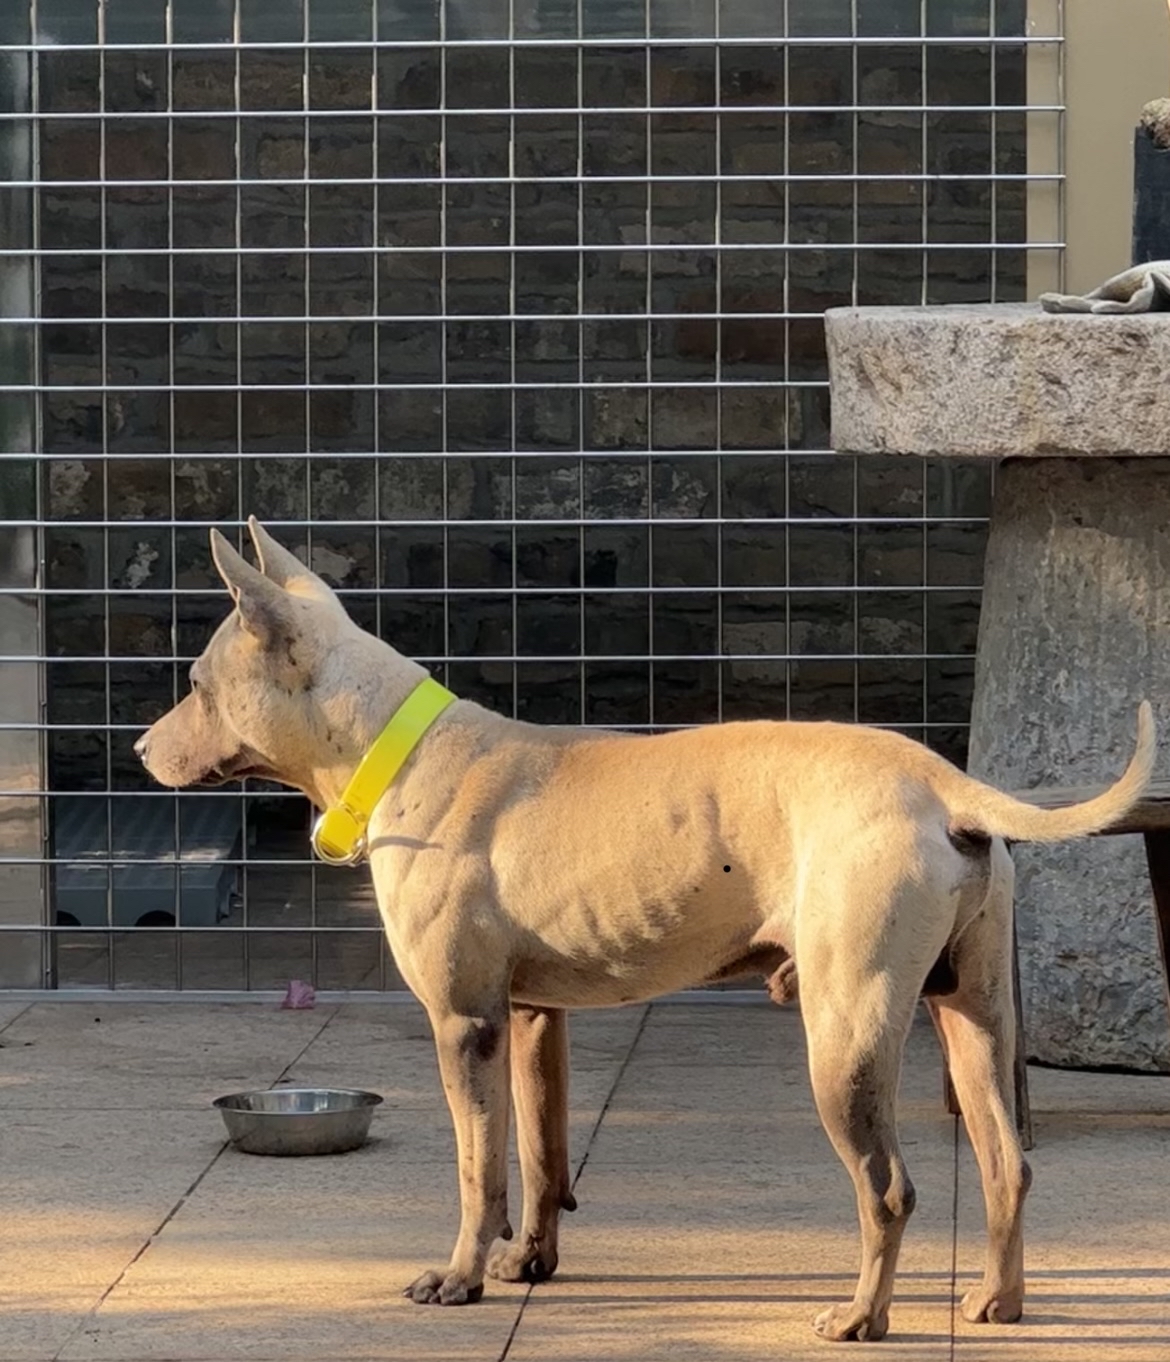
[1140,98,1170,150]
[967,458,1170,1071]
[825,304,1170,460]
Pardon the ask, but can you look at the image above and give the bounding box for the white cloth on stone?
[1040,261,1170,314]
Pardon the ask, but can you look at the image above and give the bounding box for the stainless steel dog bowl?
[214,1087,383,1156]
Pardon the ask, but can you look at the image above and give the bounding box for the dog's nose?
[134,733,149,762]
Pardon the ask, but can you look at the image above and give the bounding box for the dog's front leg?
[487,1004,576,1284]
[404,1010,512,1305]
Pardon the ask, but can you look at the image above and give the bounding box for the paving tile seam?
[565,1005,652,1203]
[0,1002,34,1037]
[497,1003,652,1362]
[45,1140,237,1362]
[46,1007,346,1362]
[271,1005,344,1081]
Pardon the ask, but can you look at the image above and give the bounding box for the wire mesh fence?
[0,0,1064,991]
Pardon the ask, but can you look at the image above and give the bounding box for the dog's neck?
[299,633,440,812]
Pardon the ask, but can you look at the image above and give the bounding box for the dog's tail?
[947,701,1156,844]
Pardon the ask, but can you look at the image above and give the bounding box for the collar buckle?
[310,805,368,867]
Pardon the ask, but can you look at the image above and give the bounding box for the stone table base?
[826,304,1170,1070]
[968,457,1170,1069]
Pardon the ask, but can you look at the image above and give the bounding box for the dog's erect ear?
[246,516,344,612]
[246,516,310,586]
[209,528,293,647]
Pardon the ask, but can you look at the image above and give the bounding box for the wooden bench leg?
[942,916,1034,1151]
[1011,922,1034,1151]
[943,1047,960,1116]
[1141,830,1170,1024]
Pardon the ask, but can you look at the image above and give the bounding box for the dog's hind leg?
[803,998,920,1342]
[403,1006,513,1306]
[487,1004,576,1284]
[927,843,1031,1326]
[799,859,949,1342]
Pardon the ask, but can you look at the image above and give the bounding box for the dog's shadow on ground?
[538,1268,1170,1339]
[544,1269,948,1310]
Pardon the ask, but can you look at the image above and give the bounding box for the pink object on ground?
[280,979,316,1010]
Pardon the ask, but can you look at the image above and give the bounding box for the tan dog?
[137,519,1156,1343]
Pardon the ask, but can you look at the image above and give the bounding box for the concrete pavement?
[1,997,1167,1361]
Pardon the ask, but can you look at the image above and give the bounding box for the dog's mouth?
[197,751,277,787]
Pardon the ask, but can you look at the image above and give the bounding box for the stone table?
[825,303,1170,1071]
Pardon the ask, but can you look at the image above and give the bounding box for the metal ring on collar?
[310,810,368,867]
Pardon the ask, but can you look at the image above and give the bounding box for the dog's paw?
[812,1302,889,1342]
[486,1236,559,1284]
[960,1284,1023,1325]
[402,1269,484,1306]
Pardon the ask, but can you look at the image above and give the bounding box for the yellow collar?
[310,677,456,866]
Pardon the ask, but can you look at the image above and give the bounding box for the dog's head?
[136,518,386,801]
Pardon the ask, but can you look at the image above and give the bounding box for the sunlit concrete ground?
[2,997,1168,1361]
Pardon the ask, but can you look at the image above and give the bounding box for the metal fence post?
[0,36,48,989]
